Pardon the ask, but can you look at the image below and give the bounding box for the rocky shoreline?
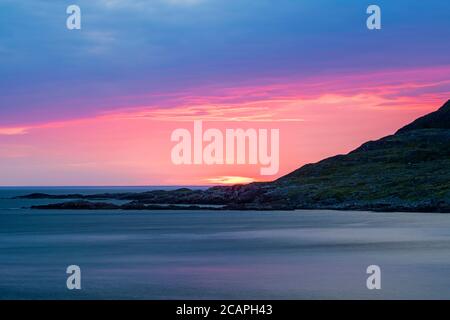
[24,186,450,213]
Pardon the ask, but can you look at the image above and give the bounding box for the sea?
[1,187,450,300]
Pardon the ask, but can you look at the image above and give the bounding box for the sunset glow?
[0,0,449,186]
[206,176,257,185]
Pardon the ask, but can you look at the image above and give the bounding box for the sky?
[0,0,449,186]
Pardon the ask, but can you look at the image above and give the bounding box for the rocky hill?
[253,100,450,212]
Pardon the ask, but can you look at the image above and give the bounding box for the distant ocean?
[1,187,450,299]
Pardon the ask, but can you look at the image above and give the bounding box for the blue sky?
[1,0,449,126]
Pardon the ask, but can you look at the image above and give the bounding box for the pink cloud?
[0,65,448,185]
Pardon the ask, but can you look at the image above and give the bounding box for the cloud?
[83,30,117,55]
[0,127,29,136]
[2,66,449,134]
[165,0,204,5]
[97,0,204,9]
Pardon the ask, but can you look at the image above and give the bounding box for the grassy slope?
[262,101,450,211]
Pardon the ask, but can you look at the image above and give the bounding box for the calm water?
[1,187,450,300]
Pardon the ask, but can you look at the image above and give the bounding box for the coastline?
[21,192,450,213]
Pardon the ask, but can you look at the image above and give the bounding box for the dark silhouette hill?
[265,100,450,212]
[396,100,450,133]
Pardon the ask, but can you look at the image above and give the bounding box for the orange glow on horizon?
[205,176,257,185]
